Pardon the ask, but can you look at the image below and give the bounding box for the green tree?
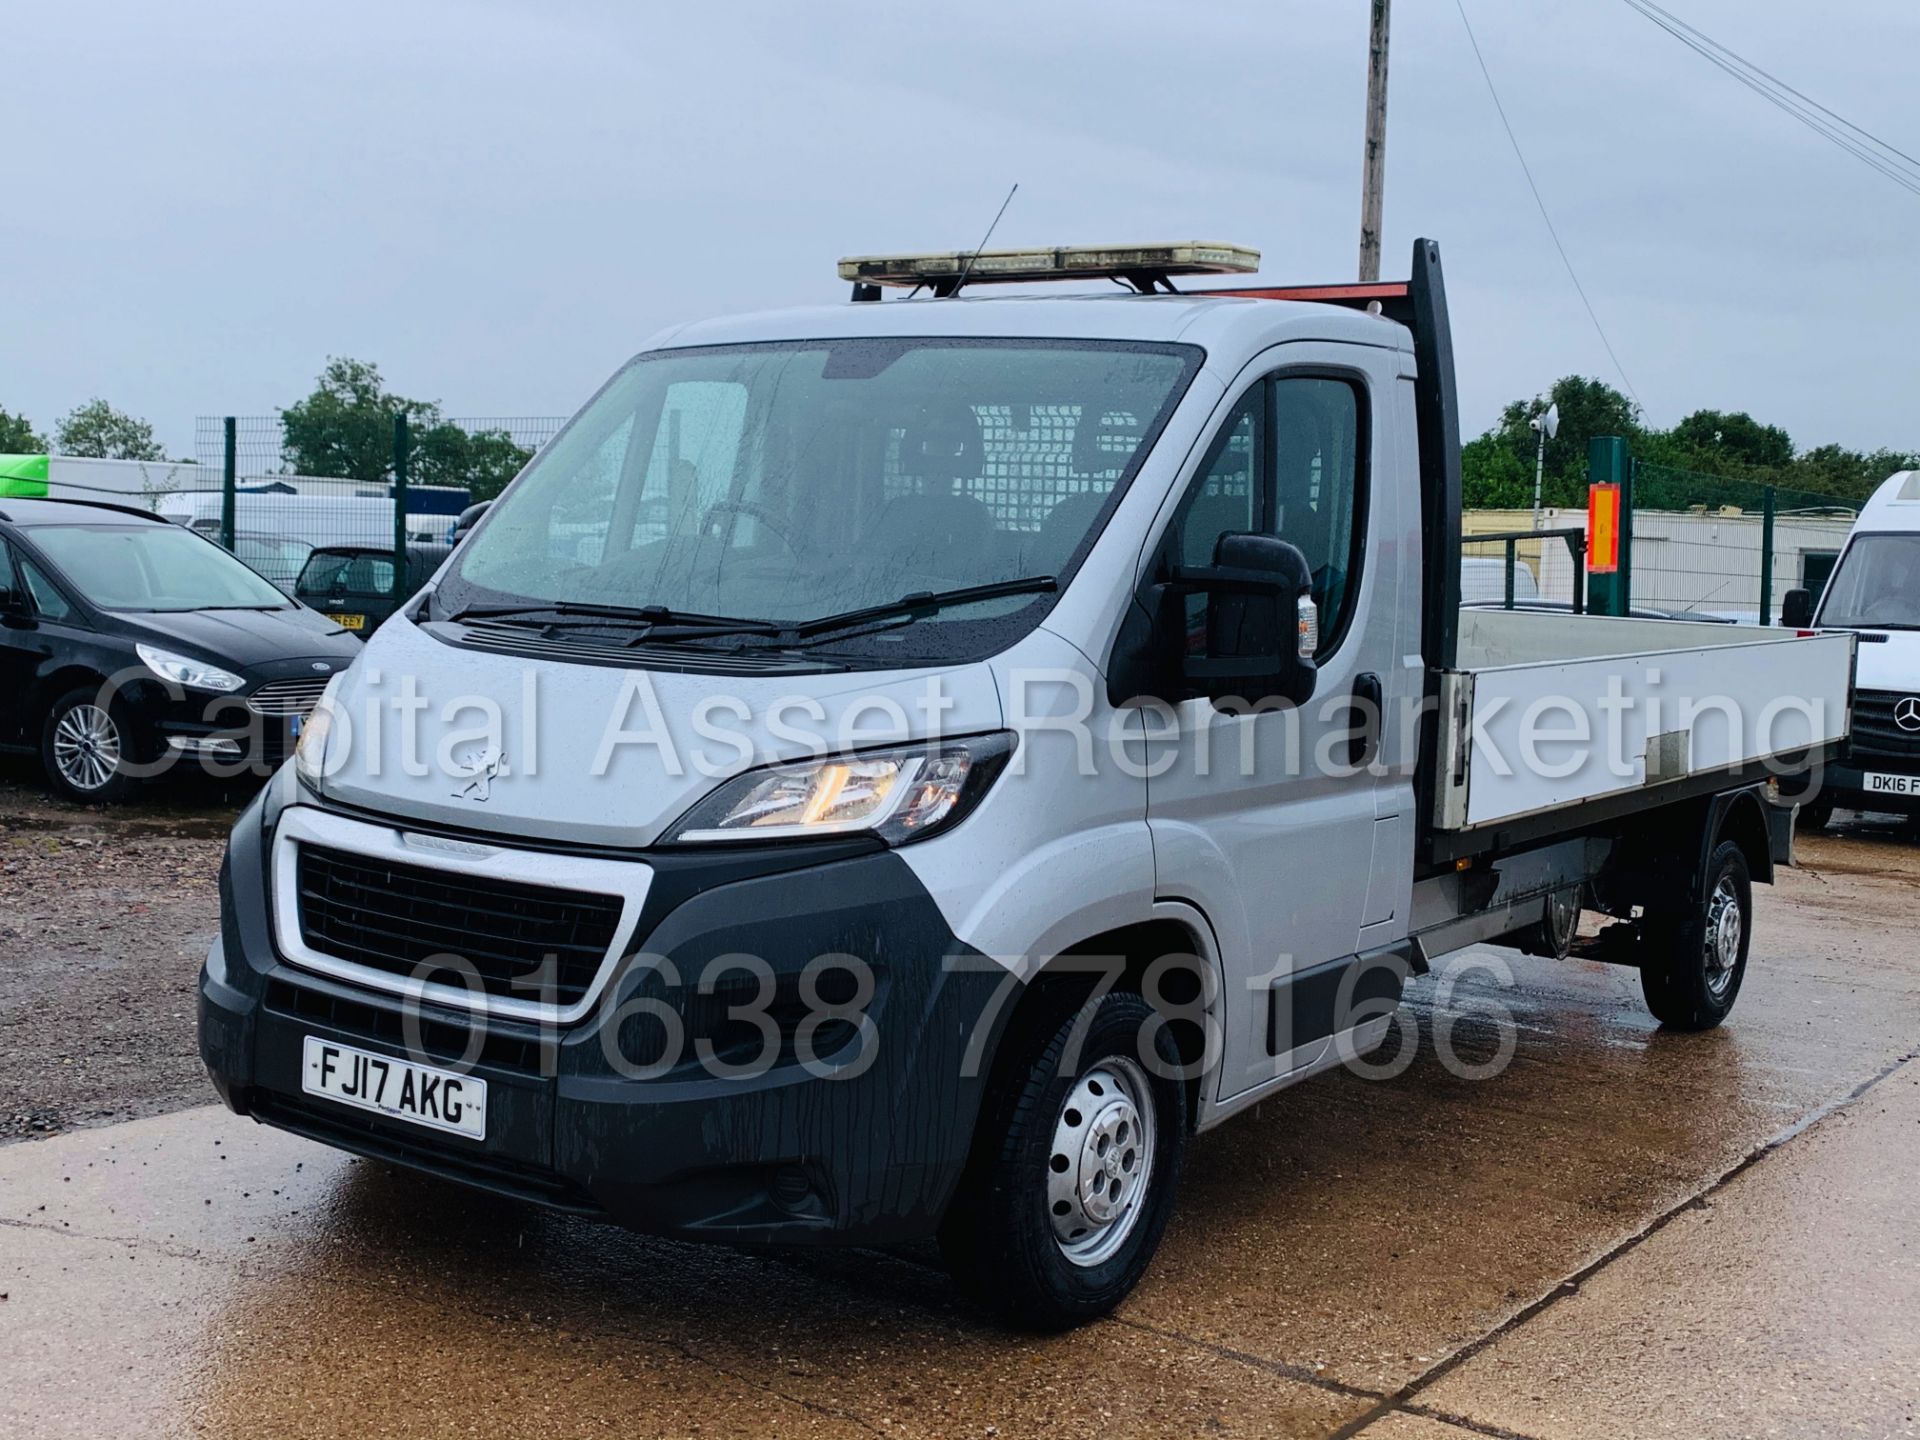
[1465,375,1919,512]
[1465,376,1641,510]
[281,358,531,499]
[0,405,45,453]
[1460,433,1535,509]
[55,399,166,460]
[1664,408,1793,473]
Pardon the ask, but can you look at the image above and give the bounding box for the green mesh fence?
[1626,462,1859,622]
[180,415,564,609]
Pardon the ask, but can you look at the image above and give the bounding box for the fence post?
[1758,484,1777,626]
[392,413,410,601]
[220,417,237,551]
[1586,435,1632,616]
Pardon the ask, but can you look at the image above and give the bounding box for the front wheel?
[1640,839,1751,1031]
[41,687,141,803]
[939,991,1186,1330]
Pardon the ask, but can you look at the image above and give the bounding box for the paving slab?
[1422,1060,1920,1440]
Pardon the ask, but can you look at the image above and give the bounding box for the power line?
[1621,0,1920,198]
[1452,0,1641,409]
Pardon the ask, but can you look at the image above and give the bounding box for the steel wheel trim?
[1702,873,1742,997]
[53,704,122,793]
[1045,1055,1157,1268]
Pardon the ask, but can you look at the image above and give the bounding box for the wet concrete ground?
[2,801,1918,1438]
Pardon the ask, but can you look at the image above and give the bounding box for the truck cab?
[200,240,1851,1328]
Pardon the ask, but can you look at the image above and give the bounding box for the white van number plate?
[301,1036,487,1140]
[1865,772,1920,798]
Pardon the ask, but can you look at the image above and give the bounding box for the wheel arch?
[969,902,1225,1135]
[1707,787,1774,889]
[32,665,114,731]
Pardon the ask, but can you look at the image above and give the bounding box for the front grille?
[1847,690,1920,768]
[295,843,624,1008]
[264,978,552,1076]
[247,676,332,717]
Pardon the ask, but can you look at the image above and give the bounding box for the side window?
[1273,378,1363,650]
[1173,391,1263,571]
[0,543,15,598]
[19,558,72,620]
[1166,376,1365,655]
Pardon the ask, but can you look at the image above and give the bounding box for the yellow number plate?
[332,613,367,631]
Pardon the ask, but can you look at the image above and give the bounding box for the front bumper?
[1819,760,1920,817]
[199,790,1006,1245]
[124,656,337,778]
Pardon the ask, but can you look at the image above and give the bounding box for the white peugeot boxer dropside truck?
[201,240,1854,1327]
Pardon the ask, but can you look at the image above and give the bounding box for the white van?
[156,492,455,548]
[199,240,1850,1328]
[1783,470,1920,824]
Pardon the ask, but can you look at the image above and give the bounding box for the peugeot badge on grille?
[450,743,506,801]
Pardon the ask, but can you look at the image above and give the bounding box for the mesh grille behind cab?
[295,844,623,1008]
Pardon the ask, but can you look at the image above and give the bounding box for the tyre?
[41,686,141,804]
[1639,839,1751,1031]
[939,990,1186,1330]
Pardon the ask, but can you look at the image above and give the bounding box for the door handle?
[1349,673,1383,768]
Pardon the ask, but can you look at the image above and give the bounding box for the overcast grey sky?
[7,0,1917,458]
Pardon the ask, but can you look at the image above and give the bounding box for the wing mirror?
[1780,588,1815,629]
[1174,532,1319,709]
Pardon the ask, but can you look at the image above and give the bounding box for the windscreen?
[446,339,1198,636]
[299,550,397,599]
[30,524,290,612]
[1817,533,1920,629]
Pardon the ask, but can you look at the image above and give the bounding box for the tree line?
[1,358,534,501]
[1465,376,1917,513]
[10,367,1912,513]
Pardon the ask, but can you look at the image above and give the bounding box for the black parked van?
[293,542,450,634]
[0,499,364,801]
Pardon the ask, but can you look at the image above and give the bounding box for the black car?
[0,498,363,802]
[293,541,451,633]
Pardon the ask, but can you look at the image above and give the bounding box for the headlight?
[293,678,343,787]
[136,643,244,693]
[668,733,1015,846]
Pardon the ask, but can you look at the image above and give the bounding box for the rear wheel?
[1639,839,1751,1031]
[41,687,140,804]
[939,991,1186,1330]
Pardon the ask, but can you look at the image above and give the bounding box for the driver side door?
[1142,350,1405,1106]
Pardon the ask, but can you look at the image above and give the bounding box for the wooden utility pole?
[1358,0,1391,281]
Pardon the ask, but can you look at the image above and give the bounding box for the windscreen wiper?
[770,575,1058,646]
[444,599,780,640]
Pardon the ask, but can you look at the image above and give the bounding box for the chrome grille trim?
[246,677,332,717]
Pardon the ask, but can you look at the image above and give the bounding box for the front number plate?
[1865,772,1920,797]
[301,1036,486,1140]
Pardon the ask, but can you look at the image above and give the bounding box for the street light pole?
[1358,0,1391,281]
[1530,402,1561,530]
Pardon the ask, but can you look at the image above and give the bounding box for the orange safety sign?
[1588,483,1621,574]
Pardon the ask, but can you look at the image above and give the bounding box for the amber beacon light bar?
[839,242,1260,297]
